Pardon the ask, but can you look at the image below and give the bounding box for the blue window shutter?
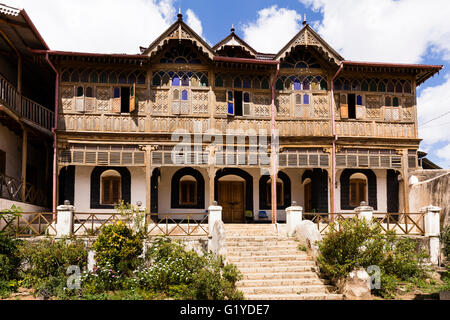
[227,90,234,115]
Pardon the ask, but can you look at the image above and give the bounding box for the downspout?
[271,62,280,225]
[43,52,59,214]
[330,62,344,219]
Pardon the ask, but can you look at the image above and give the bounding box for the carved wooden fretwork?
[61,86,73,111]
[312,94,329,118]
[402,97,414,121]
[366,95,382,119]
[151,89,169,115]
[253,94,271,117]
[276,94,290,117]
[136,88,147,113]
[96,87,110,112]
[215,91,227,115]
[192,90,209,114]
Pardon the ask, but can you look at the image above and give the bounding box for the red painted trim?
[29,49,147,59]
[213,56,279,65]
[343,60,443,69]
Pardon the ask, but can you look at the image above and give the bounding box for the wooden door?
[218,181,245,223]
[304,182,312,213]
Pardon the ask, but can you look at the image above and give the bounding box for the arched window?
[181,75,190,87]
[404,81,412,94]
[343,80,350,91]
[259,171,291,210]
[320,79,328,90]
[181,90,188,101]
[171,168,205,209]
[369,80,377,92]
[387,81,395,93]
[243,78,251,89]
[303,79,311,91]
[303,178,312,213]
[252,78,260,89]
[361,81,369,91]
[349,173,367,207]
[100,72,109,83]
[378,81,386,92]
[173,89,180,101]
[153,73,161,86]
[393,97,399,107]
[100,170,122,205]
[86,87,93,98]
[61,71,70,82]
[351,80,360,91]
[215,75,223,87]
[71,70,80,82]
[109,72,118,84]
[276,79,284,91]
[77,86,84,97]
[172,75,180,86]
[303,94,310,105]
[395,82,403,93]
[80,71,89,82]
[261,78,270,89]
[234,77,242,88]
[334,79,342,91]
[179,176,197,206]
[385,97,392,107]
[90,72,98,83]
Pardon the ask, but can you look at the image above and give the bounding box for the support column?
[21,129,27,203]
[400,149,410,213]
[421,205,441,265]
[144,145,157,213]
[206,145,217,207]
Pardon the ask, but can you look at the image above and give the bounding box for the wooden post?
[145,145,152,214]
[21,129,27,203]
[400,149,410,213]
[206,145,216,206]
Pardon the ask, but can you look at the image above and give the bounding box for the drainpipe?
[43,52,59,214]
[271,62,280,224]
[331,63,344,219]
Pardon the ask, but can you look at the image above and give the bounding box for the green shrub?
[441,225,450,261]
[19,238,88,286]
[134,237,243,300]
[317,217,429,298]
[0,232,22,281]
[92,222,143,275]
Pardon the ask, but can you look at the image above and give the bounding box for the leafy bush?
[92,222,143,275]
[0,232,22,282]
[134,237,243,300]
[317,217,429,298]
[441,225,450,261]
[19,238,88,286]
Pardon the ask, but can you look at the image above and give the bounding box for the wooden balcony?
[335,120,416,139]
[0,173,47,207]
[0,73,54,132]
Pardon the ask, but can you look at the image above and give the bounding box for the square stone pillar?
[355,201,374,224]
[421,205,441,265]
[286,202,303,237]
[56,201,74,238]
[208,202,222,234]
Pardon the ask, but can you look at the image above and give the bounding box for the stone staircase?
[224,224,343,300]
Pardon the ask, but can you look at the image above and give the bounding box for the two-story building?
[23,10,442,222]
[0,4,54,212]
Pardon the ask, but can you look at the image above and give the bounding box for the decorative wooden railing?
[335,120,416,139]
[71,212,209,237]
[0,173,47,207]
[0,73,54,131]
[0,212,56,237]
[303,212,425,236]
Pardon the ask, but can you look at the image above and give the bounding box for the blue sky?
[7,0,450,168]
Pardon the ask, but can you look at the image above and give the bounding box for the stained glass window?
[357,95,363,105]
[182,75,190,87]
[293,79,301,91]
[172,76,180,86]
[244,92,250,103]
[303,79,310,91]
[303,94,310,105]
[114,87,120,98]
[181,90,188,101]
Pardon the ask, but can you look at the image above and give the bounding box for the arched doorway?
[215,168,253,223]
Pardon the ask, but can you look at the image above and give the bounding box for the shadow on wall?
[409,170,450,227]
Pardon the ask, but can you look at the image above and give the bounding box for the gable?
[213,32,258,58]
[276,25,344,66]
[142,17,215,61]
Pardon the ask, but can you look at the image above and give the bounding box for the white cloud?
[300,0,450,63]
[242,5,302,53]
[186,8,203,37]
[437,144,450,164]
[4,0,204,54]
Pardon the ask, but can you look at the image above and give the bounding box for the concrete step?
[242,270,321,280]
[226,249,302,256]
[240,285,337,295]
[227,245,299,252]
[231,260,317,268]
[238,278,331,288]
[228,254,312,263]
[245,293,344,301]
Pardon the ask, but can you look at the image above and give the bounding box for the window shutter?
[129,83,136,113]
[340,94,348,119]
[356,95,364,119]
[85,87,95,112]
[227,90,234,116]
[243,92,251,116]
[180,90,189,114]
[112,87,121,113]
[172,89,180,115]
[75,86,85,112]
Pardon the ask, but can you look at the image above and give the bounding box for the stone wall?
[409,170,450,227]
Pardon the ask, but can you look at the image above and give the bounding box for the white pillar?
[208,202,222,234]
[286,202,303,237]
[355,201,373,224]
[421,205,441,265]
[56,201,74,238]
